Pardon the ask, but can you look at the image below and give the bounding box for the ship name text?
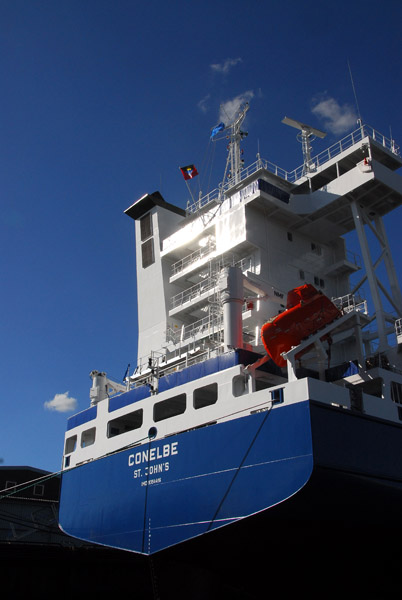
[128,442,178,467]
[128,442,179,484]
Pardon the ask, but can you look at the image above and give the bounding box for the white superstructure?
[125,116,402,382]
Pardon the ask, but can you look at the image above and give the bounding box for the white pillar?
[350,200,388,351]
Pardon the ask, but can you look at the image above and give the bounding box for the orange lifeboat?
[261,284,341,367]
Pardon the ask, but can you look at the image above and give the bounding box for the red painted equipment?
[261,284,341,367]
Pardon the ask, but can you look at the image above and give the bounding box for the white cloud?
[44,392,78,413]
[311,97,357,135]
[219,90,254,124]
[197,94,210,113]
[210,58,242,75]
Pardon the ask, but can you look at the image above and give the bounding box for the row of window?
[65,380,285,459]
[286,232,326,288]
[287,233,323,256]
[299,269,325,289]
[65,382,220,455]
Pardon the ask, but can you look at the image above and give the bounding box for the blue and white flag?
[210,122,225,139]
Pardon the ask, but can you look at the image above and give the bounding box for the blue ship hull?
[59,399,313,554]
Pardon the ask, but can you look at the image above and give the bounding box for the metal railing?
[170,254,257,311]
[288,124,400,182]
[332,293,368,315]
[186,124,400,215]
[345,249,362,268]
[180,312,223,343]
[132,344,227,386]
[171,240,216,277]
[185,157,289,215]
[170,276,217,309]
[161,346,225,377]
[165,310,223,347]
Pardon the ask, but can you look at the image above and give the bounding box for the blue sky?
[1,0,401,473]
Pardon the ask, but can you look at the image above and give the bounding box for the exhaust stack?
[219,266,244,351]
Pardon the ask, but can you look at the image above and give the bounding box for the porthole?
[148,426,157,439]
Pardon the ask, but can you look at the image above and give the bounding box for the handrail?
[170,276,216,309]
[186,124,400,215]
[171,240,216,276]
[181,313,222,342]
[332,293,368,315]
[288,124,400,182]
[170,253,256,308]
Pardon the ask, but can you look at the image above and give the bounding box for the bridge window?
[65,435,77,454]
[81,427,96,448]
[154,394,186,422]
[107,409,143,438]
[194,383,218,409]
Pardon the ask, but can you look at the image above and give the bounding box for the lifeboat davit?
[261,284,341,367]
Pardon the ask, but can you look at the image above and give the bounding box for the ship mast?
[225,102,249,185]
[211,102,249,197]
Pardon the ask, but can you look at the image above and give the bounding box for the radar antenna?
[282,116,326,175]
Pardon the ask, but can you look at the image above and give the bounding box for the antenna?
[348,59,362,126]
[282,116,326,175]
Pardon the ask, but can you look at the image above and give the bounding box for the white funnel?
[219,266,244,351]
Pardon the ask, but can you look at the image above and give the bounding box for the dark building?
[0,466,68,547]
[0,466,152,595]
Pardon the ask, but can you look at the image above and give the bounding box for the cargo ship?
[58,104,402,572]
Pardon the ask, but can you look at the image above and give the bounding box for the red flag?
[180,164,199,180]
